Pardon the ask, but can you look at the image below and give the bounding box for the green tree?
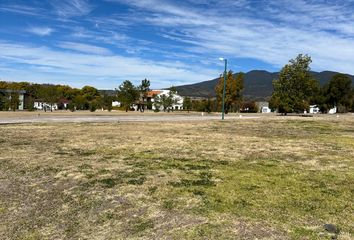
[9,92,20,111]
[25,95,36,111]
[270,54,319,114]
[160,94,169,112]
[56,85,79,102]
[0,91,8,111]
[117,80,139,112]
[326,74,352,112]
[80,86,102,111]
[202,98,212,113]
[81,86,100,101]
[65,88,80,101]
[153,87,178,112]
[167,86,178,112]
[102,94,113,111]
[215,71,244,113]
[0,81,8,90]
[39,86,60,112]
[183,97,192,112]
[153,94,162,112]
[24,84,41,110]
[73,95,86,110]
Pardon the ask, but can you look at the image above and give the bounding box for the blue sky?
[1,0,354,89]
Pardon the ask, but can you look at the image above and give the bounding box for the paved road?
[0,113,260,124]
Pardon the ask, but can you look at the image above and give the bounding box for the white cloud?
[0,4,42,16]
[108,0,354,75]
[0,41,217,89]
[57,42,112,55]
[2,0,354,88]
[27,27,54,36]
[49,0,93,18]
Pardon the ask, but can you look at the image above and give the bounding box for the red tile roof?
[146,90,161,97]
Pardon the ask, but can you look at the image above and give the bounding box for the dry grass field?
[0,115,353,239]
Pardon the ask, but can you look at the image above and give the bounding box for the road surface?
[0,112,261,124]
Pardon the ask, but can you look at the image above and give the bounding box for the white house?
[151,90,184,111]
[34,101,58,111]
[34,98,70,111]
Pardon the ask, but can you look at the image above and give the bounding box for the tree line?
[0,81,113,111]
[0,79,182,112]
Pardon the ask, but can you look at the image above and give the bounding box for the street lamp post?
[219,58,227,120]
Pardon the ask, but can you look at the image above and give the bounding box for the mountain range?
[175,70,354,100]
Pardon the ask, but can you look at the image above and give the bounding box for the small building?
[256,101,271,113]
[309,105,320,114]
[34,100,58,111]
[34,98,70,111]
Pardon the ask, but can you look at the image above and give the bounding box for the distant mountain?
[175,70,354,100]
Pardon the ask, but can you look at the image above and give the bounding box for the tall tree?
[80,86,102,111]
[183,97,192,113]
[270,54,319,114]
[117,80,139,112]
[39,86,60,112]
[138,78,150,112]
[161,94,169,112]
[215,71,244,113]
[153,94,162,111]
[73,95,86,110]
[81,86,100,101]
[326,74,352,112]
[9,92,20,111]
[167,86,178,112]
[0,92,6,110]
[0,91,12,111]
[154,87,179,112]
[102,94,113,111]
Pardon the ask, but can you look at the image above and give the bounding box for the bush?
[89,104,97,112]
[68,103,76,112]
[337,104,348,113]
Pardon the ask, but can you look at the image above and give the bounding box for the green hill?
[175,70,354,100]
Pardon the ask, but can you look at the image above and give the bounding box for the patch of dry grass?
[0,116,353,239]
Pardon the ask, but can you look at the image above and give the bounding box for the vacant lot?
[0,116,353,239]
